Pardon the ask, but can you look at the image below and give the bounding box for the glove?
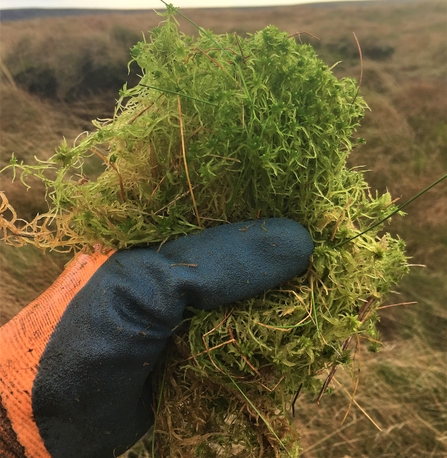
[0,218,314,458]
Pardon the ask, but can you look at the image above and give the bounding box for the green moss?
[0,9,409,456]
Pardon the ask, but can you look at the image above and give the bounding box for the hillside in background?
[0,2,403,22]
[0,0,426,22]
[0,1,446,456]
[0,7,153,22]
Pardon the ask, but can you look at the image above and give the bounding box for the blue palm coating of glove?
[32,218,314,457]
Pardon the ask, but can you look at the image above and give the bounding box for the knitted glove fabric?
[0,218,314,458]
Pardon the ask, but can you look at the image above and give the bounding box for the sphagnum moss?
[0,7,409,457]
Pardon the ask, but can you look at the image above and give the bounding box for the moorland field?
[0,1,446,456]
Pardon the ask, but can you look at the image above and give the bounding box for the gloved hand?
[0,218,314,458]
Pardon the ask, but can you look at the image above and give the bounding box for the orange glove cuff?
[0,248,114,457]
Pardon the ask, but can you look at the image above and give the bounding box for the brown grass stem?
[177,96,201,227]
[90,147,126,202]
[351,32,363,105]
[378,301,417,310]
[287,31,320,42]
[227,325,261,376]
[333,376,383,432]
[127,94,163,124]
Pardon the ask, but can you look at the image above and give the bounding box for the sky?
[1,0,371,10]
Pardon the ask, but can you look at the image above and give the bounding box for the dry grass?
[0,243,70,324]
[1,1,446,456]
[294,268,447,457]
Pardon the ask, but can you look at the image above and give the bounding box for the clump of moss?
[0,6,409,457]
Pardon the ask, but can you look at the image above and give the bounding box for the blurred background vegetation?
[0,1,446,456]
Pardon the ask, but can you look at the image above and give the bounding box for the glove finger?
[154,218,314,310]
